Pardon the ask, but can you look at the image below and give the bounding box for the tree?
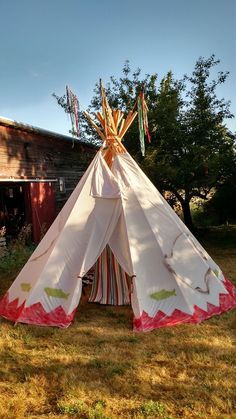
[142,70,185,193]
[180,55,234,228]
[144,56,235,229]
[203,146,236,224]
[54,57,235,230]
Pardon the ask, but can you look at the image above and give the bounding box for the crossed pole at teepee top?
[84,80,137,166]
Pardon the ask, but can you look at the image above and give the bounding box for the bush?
[0,225,34,276]
[191,205,219,228]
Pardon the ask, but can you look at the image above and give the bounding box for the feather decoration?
[66,85,80,143]
[137,95,145,156]
[137,92,151,156]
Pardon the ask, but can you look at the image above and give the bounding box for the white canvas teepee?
[0,86,235,331]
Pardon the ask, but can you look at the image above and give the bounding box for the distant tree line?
[53,56,236,230]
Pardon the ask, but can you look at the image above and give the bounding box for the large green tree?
[143,56,234,229]
[54,57,235,229]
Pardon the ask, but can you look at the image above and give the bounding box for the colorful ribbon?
[137,92,151,156]
[66,85,80,141]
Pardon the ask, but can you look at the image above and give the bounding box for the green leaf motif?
[20,283,31,292]
[44,288,70,299]
[150,289,176,301]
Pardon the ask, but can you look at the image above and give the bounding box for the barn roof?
[0,116,97,149]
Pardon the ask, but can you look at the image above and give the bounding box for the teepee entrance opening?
[87,245,131,306]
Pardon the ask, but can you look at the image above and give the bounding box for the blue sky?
[0,0,235,135]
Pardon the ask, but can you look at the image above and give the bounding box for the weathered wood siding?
[0,123,97,211]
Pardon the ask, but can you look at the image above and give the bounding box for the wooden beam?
[96,112,105,127]
[118,118,125,137]
[119,111,137,140]
[85,80,136,156]
[84,111,106,142]
[112,109,119,128]
[104,97,117,134]
[116,111,124,130]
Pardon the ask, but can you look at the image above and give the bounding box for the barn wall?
[0,123,96,211]
[0,122,97,241]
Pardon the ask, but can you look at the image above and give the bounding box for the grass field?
[0,227,235,418]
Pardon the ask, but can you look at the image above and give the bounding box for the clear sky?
[0,0,235,135]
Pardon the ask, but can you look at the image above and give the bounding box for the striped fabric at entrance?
[89,245,130,305]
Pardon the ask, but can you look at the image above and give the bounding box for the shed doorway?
[0,180,56,243]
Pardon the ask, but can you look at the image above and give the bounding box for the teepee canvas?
[0,84,235,331]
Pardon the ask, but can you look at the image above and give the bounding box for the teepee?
[0,83,235,331]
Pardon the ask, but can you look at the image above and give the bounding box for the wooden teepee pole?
[84,79,137,163]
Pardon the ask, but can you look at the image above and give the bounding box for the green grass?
[0,226,235,418]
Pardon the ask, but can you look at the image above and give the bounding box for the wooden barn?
[0,117,96,243]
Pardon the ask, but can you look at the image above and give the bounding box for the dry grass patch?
[0,227,235,418]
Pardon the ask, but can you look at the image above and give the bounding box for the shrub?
[0,224,34,276]
[139,400,169,418]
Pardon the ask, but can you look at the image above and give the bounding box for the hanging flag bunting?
[137,92,151,156]
[137,95,145,156]
[66,85,80,143]
[141,92,151,144]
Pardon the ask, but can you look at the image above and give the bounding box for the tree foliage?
[53,56,235,229]
[143,56,235,228]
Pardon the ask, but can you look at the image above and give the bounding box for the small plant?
[57,401,85,415]
[89,400,107,419]
[92,400,106,409]
[139,400,169,418]
[14,224,32,247]
[0,224,34,276]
